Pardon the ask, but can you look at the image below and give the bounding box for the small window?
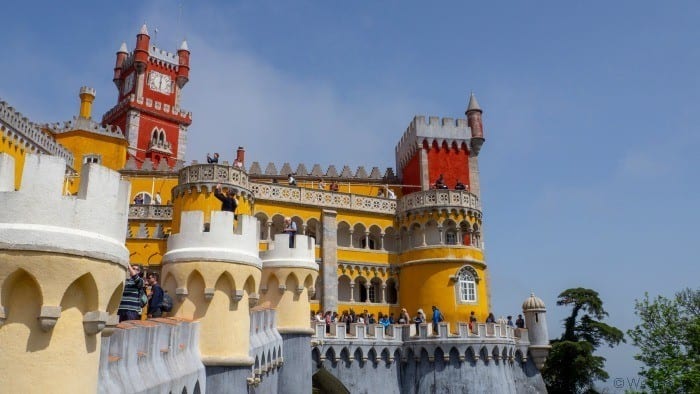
[83,154,101,165]
[446,232,457,245]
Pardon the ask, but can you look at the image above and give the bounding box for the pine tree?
[543,288,624,393]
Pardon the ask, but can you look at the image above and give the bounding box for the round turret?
[79,86,96,119]
[134,24,150,74]
[522,292,551,370]
[177,40,190,88]
[162,211,262,368]
[0,154,130,392]
[113,42,128,86]
[466,93,485,155]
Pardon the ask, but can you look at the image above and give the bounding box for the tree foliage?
[628,288,700,393]
[543,288,624,394]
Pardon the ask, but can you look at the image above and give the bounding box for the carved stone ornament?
[38,305,62,332]
[83,310,108,335]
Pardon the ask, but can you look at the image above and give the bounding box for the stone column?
[349,229,354,248]
[438,226,444,245]
[379,233,385,250]
[420,148,430,191]
[266,221,272,241]
[381,283,387,304]
[468,154,481,197]
[321,210,338,313]
[365,283,371,303]
[457,229,463,245]
[349,283,355,302]
[421,229,427,247]
[364,232,370,249]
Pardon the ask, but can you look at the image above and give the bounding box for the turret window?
[83,154,101,165]
[456,266,478,303]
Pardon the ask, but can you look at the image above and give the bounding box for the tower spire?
[466,92,485,155]
[466,92,482,113]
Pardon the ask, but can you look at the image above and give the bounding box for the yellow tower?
[0,153,130,393]
[162,189,261,391]
[78,86,96,119]
[394,111,489,326]
[260,233,319,393]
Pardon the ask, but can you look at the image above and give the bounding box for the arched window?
[457,266,477,302]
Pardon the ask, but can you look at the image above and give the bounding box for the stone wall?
[97,318,205,394]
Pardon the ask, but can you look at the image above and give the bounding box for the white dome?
[522,293,546,310]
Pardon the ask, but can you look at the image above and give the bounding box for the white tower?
[522,293,551,369]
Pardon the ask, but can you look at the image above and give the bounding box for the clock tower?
[102,24,192,168]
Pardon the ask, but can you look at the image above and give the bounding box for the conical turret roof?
[467,92,482,113]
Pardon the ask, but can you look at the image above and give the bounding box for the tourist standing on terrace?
[118,264,145,322]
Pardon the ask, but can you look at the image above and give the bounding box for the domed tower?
[102,24,193,168]
[260,234,318,394]
[0,153,130,393]
[394,95,488,327]
[522,293,551,369]
[161,211,261,391]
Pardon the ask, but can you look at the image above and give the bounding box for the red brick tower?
[102,24,192,168]
[395,93,486,196]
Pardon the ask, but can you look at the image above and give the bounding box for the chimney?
[236,146,245,165]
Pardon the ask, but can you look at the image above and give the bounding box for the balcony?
[147,140,172,154]
[250,183,397,214]
[397,189,481,216]
[128,204,173,220]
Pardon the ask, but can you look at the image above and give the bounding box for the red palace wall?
[401,154,421,195]
[426,141,470,190]
[136,114,180,167]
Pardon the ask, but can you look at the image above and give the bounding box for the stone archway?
[312,368,350,394]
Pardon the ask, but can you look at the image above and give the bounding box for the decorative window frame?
[451,265,480,304]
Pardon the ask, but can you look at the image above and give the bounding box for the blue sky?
[2,1,699,390]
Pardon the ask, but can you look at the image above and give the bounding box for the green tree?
[543,288,625,394]
[628,288,700,393]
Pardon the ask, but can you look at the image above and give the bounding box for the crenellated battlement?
[248,162,396,182]
[163,212,261,268]
[149,45,180,67]
[0,100,75,167]
[47,116,125,139]
[0,153,130,265]
[261,235,317,270]
[395,115,472,173]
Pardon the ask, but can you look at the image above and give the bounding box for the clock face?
[148,71,172,94]
[123,73,135,95]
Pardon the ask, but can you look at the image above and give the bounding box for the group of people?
[312,306,527,336]
[315,178,340,192]
[311,306,446,334]
[117,264,168,322]
[207,152,244,168]
[434,174,468,191]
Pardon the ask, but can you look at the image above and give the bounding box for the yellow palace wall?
[0,128,28,190]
